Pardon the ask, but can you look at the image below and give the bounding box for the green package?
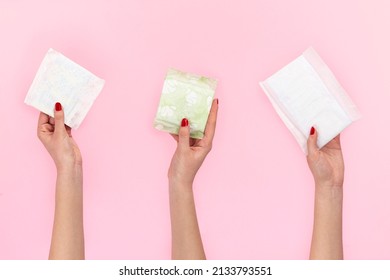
[154,69,217,139]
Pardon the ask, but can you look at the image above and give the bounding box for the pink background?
[0,0,389,259]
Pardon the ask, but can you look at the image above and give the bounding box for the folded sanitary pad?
[25,48,105,129]
[260,47,361,154]
[154,69,217,139]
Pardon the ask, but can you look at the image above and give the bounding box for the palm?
[169,136,208,178]
[168,99,218,185]
[38,113,82,168]
[308,135,344,187]
[171,134,210,151]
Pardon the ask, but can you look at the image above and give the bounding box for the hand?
[168,99,218,186]
[307,127,344,260]
[306,127,344,188]
[37,102,82,171]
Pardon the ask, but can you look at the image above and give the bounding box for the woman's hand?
[37,102,82,171]
[306,127,344,189]
[38,102,85,259]
[168,99,218,260]
[307,127,344,260]
[168,99,218,186]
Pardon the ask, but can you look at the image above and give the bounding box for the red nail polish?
[181,118,188,127]
[217,98,219,105]
[55,102,62,111]
[310,126,315,135]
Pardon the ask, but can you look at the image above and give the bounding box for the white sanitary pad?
[25,48,105,129]
[260,47,361,154]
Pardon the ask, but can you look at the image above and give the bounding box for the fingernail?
[216,98,219,105]
[55,102,62,111]
[310,126,315,135]
[181,118,188,127]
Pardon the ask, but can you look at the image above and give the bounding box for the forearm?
[49,165,84,260]
[169,181,205,260]
[310,186,343,260]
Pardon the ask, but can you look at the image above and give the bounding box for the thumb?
[307,126,319,156]
[53,102,67,135]
[177,118,190,150]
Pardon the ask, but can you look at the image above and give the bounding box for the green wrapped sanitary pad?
[154,69,217,139]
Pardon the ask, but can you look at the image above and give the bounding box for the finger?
[178,118,190,150]
[65,125,72,137]
[324,133,341,150]
[43,123,54,133]
[53,102,67,136]
[49,117,55,125]
[203,99,218,143]
[333,134,341,145]
[307,126,319,156]
[37,113,52,139]
[189,138,196,147]
[38,112,50,127]
[170,133,179,142]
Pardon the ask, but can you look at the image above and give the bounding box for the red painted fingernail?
[310,126,315,135]
[181,118,188,127]
[217,98,219,105]
[55,102,62,111]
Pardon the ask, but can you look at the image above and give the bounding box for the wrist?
[169,178,193,193]
[168,174,194,188]
[315,184,343,201]
[313,175,343,189]
[56,160,82,173]
[56,163,83,182]
[53,152,82,172]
